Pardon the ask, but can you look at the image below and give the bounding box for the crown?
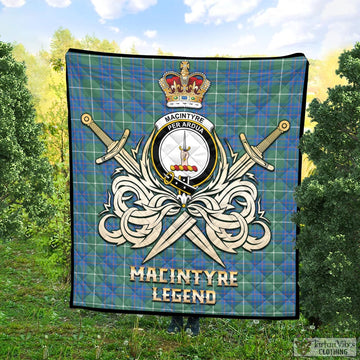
[159,61,210,108]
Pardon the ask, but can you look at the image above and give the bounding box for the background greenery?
[294,43,360,331]
[1,29,360,358]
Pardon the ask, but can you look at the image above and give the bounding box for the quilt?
[66,49,308,318]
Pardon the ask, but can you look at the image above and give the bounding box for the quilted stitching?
[67,51,308,318]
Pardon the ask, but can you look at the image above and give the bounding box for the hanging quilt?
[67,49,308,318]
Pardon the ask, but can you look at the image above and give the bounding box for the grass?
[0,237,359,359]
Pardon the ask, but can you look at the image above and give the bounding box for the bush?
[294,43,360,330]
[0,41,53,240]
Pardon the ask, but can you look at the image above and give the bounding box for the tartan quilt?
[66,49,308,318]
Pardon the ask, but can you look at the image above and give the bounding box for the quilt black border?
[66,49,309,320]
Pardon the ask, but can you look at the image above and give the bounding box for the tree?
[18,28,123,279]
[294,43,360,329]
[49,27,79,71]
[157,48,173,56]
[308,50,349,103]
[79,34,120,53]
[0,41,53,240]
[130,43,139,55]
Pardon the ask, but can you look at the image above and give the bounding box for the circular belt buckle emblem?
[151,114,217,195]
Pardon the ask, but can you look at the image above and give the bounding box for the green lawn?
[0,238,358,360]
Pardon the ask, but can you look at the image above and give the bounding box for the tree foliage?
[48,28,121,71]
[0,41,53,239]
[43,29,121,279]
[307,50,349,104]
[294,43,360,329]
[11,28,124,279]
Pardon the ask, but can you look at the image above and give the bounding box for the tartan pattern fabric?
[67,49,308,318]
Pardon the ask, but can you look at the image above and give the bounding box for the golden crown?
[159,61,210,108]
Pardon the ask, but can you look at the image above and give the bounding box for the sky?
[0,0,359,59]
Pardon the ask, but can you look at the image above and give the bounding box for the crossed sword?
[81,113,290,267]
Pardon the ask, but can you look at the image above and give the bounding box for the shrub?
[294,43,360,330]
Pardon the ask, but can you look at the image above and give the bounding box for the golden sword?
[228,120,290,181]
[81,113,141,177]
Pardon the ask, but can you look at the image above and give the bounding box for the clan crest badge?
[151,112,217,198]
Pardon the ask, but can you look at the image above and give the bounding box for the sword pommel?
[81,113,94,126]
[278,120,290,133]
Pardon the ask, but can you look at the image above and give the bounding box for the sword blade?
[186,227,225,267]
[114,150,142,177]
[183,131,187,150]
[142,212,196,263]
[228,153,253,181]
[143,211,226,267]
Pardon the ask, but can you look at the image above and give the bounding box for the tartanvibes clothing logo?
[294,338,357,357]
[81,60,290,268]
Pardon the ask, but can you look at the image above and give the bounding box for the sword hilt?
[239,119,290,172]
[81,113,133,167]
[81,113,113,147]
[256,120,290,154]
[95,130,130,164]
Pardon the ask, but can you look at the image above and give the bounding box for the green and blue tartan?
[67,49,308,318]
